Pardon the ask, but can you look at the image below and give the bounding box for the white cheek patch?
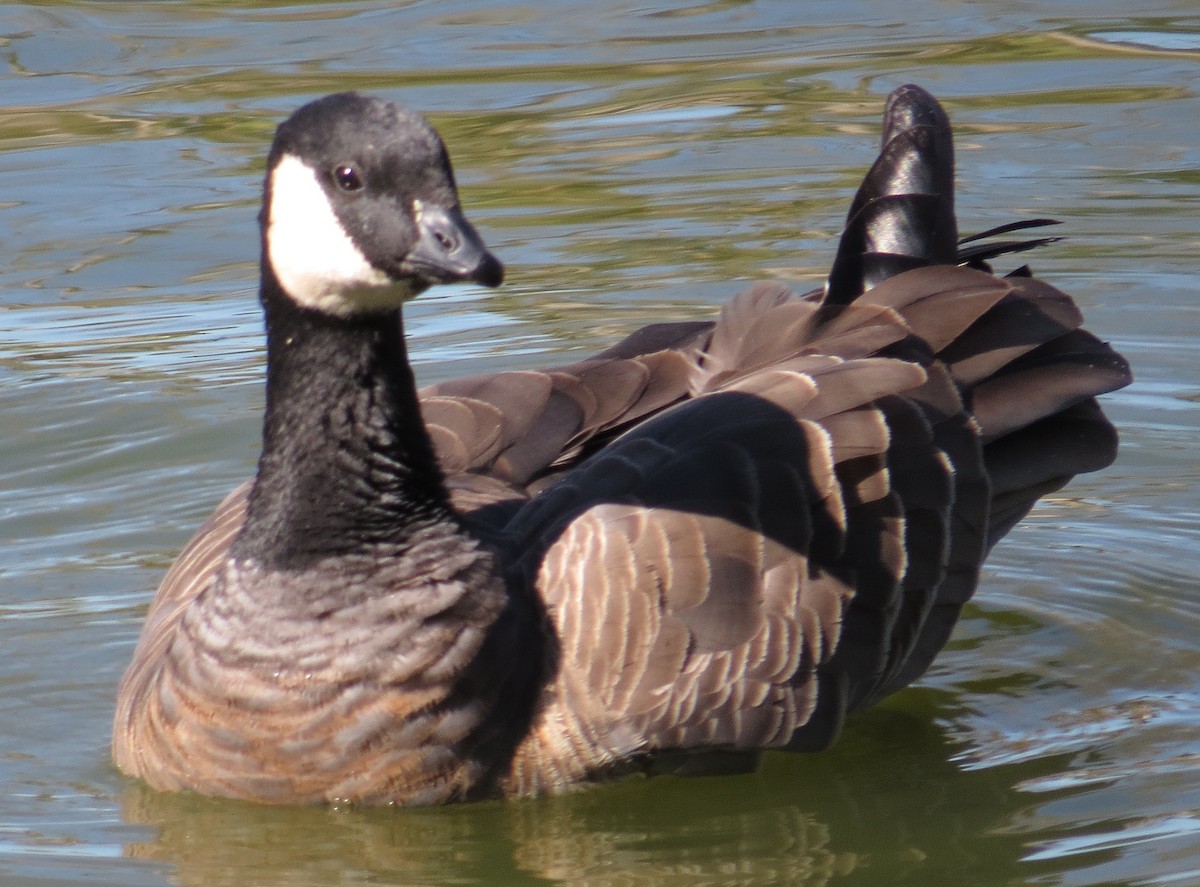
[266,154,416,315]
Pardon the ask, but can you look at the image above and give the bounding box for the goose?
[112,85,1131,806]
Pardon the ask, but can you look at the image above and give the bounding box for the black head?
[262,92,503,316]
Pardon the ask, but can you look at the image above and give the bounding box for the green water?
[1,2,1197,885]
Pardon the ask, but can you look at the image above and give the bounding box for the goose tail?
[814,85,1132,708]
[824,83,958,306]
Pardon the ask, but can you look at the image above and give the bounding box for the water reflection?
[118,700,1085,885]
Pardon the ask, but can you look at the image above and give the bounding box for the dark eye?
[333,164,363,192]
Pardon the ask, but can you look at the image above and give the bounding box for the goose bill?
[406,202,504,288]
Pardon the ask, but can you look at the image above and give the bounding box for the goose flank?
[112,85,1132,806]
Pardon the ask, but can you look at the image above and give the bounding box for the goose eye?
[333,164,363,192]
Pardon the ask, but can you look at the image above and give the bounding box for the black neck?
[230,266,455,570]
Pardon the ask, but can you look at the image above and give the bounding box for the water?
[1,2,1197,884]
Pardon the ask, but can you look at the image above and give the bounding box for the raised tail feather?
[824,83,958,306]
[825,86,1068,298]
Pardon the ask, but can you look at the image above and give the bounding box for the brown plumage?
[112,86,1131,805]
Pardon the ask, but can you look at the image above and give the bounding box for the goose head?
[261,92,504,317]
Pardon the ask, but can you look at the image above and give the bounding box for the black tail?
[824,84,957,306]
[818,85,1132,708]
[823,86,1066,303]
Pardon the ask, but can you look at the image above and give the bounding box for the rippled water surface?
[2,2,1198,885]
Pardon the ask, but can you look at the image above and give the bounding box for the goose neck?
[231,275,455,570]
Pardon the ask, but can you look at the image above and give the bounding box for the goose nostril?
[434,229,455,251]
